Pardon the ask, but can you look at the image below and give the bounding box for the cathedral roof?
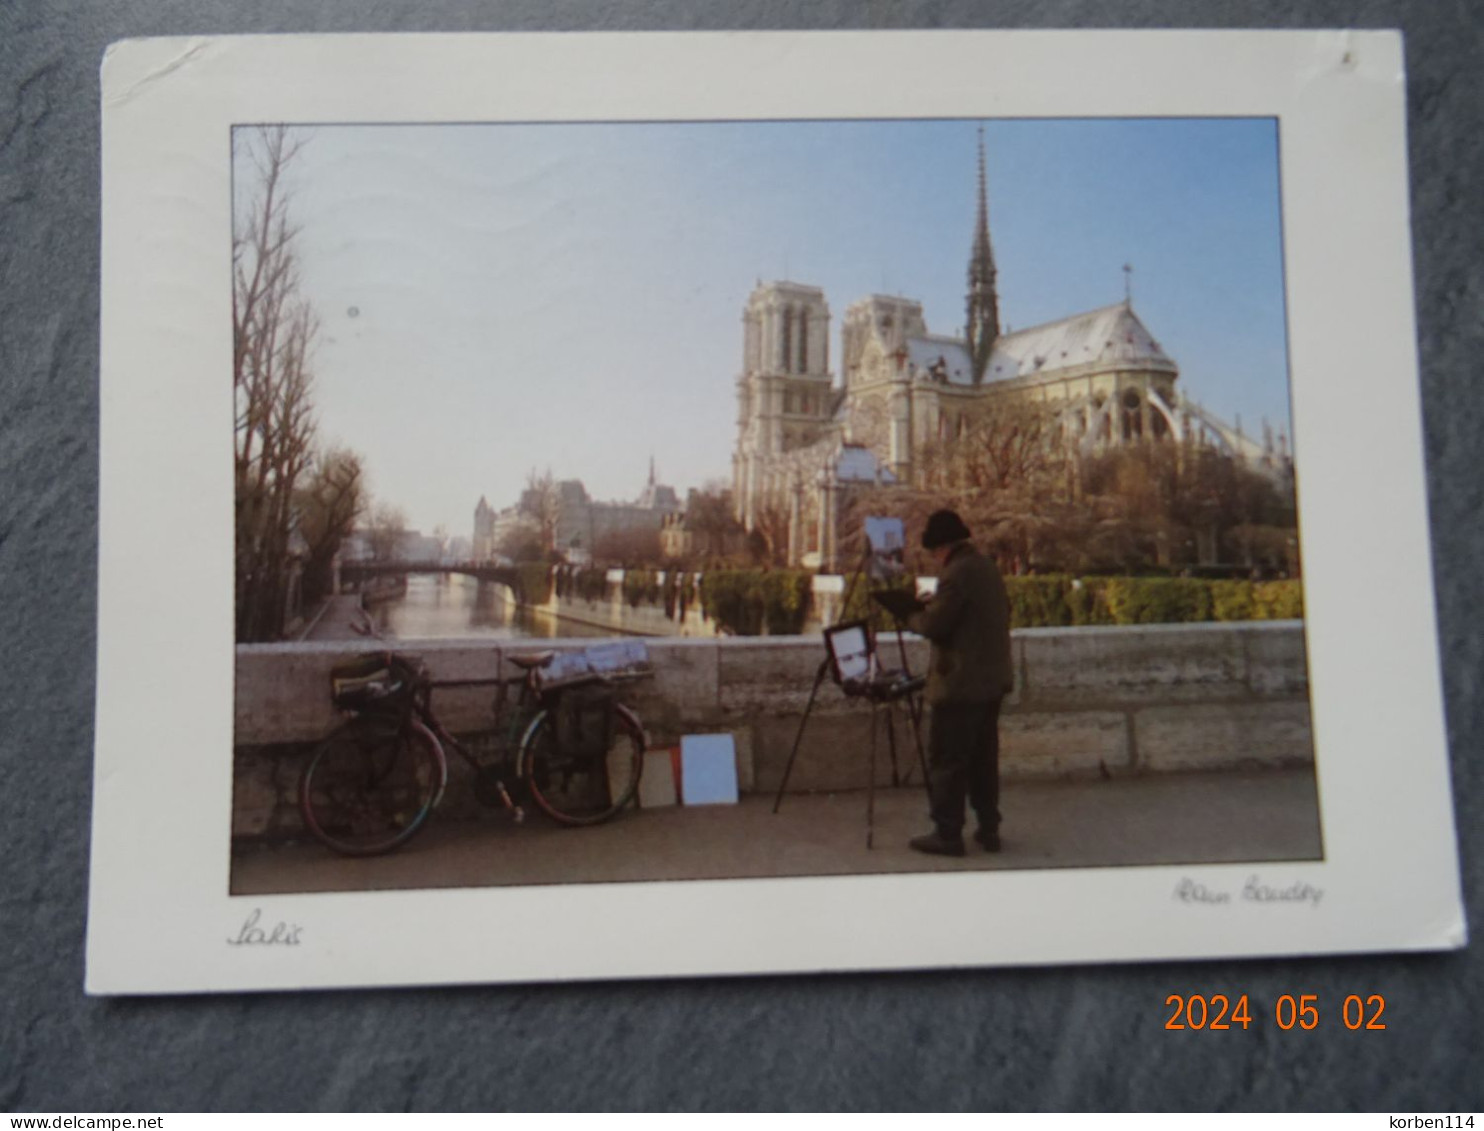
[908,302,1176,386]
[906,335,974,382]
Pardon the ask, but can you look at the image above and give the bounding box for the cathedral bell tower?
[964,126,1001,386]
[733,281,832,530]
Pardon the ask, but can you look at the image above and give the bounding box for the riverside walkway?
[230,767,1321,896]
[297,595,373,642]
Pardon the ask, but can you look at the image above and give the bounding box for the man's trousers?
[926,699,1004,837]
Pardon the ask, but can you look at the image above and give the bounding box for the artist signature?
[1173,875,1324,908]
[227,907,303,946]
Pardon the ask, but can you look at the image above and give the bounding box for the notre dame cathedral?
[731,133,1291,571]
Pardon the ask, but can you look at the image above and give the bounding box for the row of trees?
[233,127,375,642]
[492,469,748,568]
[549,395,1297,579]
[889,395,1298,578]
[493,469,563,563]
[531,453,1297,582]
[484,418,1293,585]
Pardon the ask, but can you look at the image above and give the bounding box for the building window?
[799,309,809,373]
[781,307,792,374]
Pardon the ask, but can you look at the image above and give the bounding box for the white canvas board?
[638,749,680,810]
[826,625,875,683]
[679,735,740,807]
[90,30,1464,994]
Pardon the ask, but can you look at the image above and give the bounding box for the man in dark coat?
[906,509,1014,856]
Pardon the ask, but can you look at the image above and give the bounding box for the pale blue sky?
[234,118,1290,537]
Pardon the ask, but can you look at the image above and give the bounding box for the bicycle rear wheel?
[519,702,645,826]
[300,716,446,855]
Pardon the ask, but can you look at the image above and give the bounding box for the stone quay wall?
[523,570,847,638]
[531,586,715,638]
[232,621,1311,839]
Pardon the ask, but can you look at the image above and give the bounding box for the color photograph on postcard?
[229,115,1319,897]
[89,31,1462,995]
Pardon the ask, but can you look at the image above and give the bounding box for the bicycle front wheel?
[520,702,645,826]
[300,716,447,856]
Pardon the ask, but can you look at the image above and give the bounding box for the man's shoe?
[973,827,1001,852]
[909,831,966,857]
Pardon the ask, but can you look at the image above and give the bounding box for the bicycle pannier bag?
[555,684,617,759]
[330,652,413,713]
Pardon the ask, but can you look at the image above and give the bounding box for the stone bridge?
[340,560,525,597]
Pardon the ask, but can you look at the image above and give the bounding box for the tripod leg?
[907,693,931,800]
[886,702,901,787]
[772,659,831,814]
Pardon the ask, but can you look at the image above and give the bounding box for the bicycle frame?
[409,670,536,814]
[427,665,634,760]
[302,644,652,856]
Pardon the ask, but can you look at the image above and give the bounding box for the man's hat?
[921,509,972,549]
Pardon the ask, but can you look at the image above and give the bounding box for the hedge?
[700,570,812,636]
[622,569,662,609]
[841,571,918,625]
[1002,575,1302,628]
[572,568,608,603]
[534,564,1303,631]
[1007,575,1074,628]
[1104,577,1214,625]
[1252,580,1304,620]
[1209,580,1305,622]
[514,562,554,606]
[1210,580,1255,622]
[1065,577,1117,627]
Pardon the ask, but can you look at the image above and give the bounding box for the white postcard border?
[90,30,1464,993]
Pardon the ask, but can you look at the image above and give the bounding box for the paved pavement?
[299,595,371,642]
[230,767,1322,895]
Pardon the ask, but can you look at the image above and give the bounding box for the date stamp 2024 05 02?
[1163,992,1386,1032]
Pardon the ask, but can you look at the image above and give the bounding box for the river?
[367,573,613,641]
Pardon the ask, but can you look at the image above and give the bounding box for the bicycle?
[299,641,651,856]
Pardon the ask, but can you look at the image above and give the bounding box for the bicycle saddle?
[507,651,556,670]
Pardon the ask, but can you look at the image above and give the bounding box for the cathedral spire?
[965,125,1001,386]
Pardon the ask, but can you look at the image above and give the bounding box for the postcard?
[89,30,1465,993]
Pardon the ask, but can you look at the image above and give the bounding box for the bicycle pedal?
[512,806,526,824]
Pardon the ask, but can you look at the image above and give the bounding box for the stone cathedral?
[731,135,1290,571]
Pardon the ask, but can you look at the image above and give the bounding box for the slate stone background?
[1,0,1478,1112]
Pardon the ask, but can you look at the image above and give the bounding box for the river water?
[368,573,611,641]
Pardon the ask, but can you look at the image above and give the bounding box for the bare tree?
[233,125,319,641]
[593,525,663,567]
[296,447,364,604]
[519,467,562,555]
[743,498,794,567]
[366,502,408,562]
[496,517,545,563]
[1076,443,1297,573]
[677,481,746,563]
[951,398,1065,494]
